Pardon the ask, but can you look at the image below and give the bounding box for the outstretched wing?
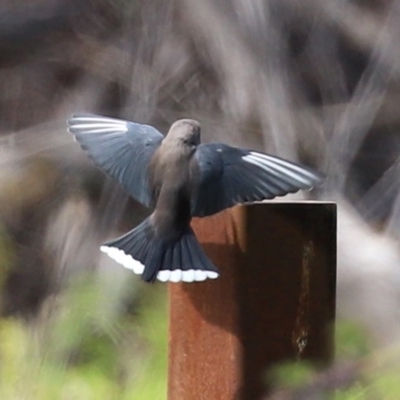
[68,114,163,207]
[191,143,325,217]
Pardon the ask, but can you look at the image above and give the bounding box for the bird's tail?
[100,217,219,283]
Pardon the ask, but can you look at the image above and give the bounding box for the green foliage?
[268,360,315,389]
[1,274,400,400]
[268,321,400,399]
[0,278,167,400]
[335,320,371,360]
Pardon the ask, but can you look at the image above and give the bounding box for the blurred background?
[1,0,400,398]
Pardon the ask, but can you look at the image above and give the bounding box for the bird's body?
[68,114,324,282]
[147,119,199,251]
[150,135,194,237]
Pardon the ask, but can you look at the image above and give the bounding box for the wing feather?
[191,143,324,217]
[68,114,163,207]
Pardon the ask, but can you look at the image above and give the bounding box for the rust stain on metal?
[292,240,314,359]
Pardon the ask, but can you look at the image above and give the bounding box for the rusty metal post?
[168,202,336,400]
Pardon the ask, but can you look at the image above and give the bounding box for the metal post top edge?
[240,200,337,206]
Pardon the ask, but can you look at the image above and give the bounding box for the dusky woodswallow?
[68,115,324,283]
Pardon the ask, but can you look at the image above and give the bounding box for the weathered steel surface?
[168,202,336,400]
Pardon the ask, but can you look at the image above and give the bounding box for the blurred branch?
[268,342,400,399]
[267,361,360,400]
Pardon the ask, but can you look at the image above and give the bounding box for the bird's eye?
[182,138,195,147]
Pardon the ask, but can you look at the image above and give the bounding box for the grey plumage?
[68,114,324,283]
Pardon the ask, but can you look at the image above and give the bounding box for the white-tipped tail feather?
[100,244,219,282]
[100,217,220,283]
[157,269,218,283]
[100,245,145,274]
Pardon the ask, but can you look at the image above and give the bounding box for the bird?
[68,114,324,283]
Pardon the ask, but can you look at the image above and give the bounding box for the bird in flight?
[68,114,324,283]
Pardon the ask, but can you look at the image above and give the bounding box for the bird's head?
[166,119,201,148]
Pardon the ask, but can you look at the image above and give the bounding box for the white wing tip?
[242,152,323,186]
[68,115,129,133]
